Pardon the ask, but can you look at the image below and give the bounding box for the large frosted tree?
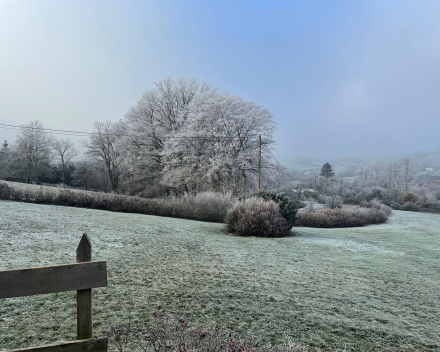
[120,77,213,191]
[161,91,276,193]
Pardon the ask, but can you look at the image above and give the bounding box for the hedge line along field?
[0,180,99,196]
[0,200,439,351]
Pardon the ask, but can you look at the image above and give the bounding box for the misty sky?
[1,0,439,167]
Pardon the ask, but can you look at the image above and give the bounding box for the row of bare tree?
[1,77,281,195]
[0,121,78,186]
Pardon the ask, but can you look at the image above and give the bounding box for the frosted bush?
[411,188,437,204]
[226,198,292,237]
[0,182,236,223]
[324,196,342,209]
[296,204,391,228]
[166,191,238,222]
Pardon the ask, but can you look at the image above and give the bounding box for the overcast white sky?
[1,0,439,166]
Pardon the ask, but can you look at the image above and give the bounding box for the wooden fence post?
[76,233,93,339]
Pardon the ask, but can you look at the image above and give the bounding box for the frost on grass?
[295,236,405,256]
[1,201,440,352]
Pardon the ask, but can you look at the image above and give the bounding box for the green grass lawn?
[0,200,439,351]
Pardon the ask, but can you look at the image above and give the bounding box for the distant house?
[412,176,440,187]
[292,188,316,193]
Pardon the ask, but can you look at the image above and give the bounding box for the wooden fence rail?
[0,233,107,352]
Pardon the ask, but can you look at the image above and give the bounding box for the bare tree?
[83,121,122,192]
[12,121,52,184]
[51,138,78,185]
[72,160,97,190]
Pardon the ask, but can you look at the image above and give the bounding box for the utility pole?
[404,156,410,194]
[257,135,261,191]
[389,162,393,202]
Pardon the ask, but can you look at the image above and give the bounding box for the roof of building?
[413,175,440,183]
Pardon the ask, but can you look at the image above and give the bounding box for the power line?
[263,145,288,172]
[0,125,95,137]
[0,123,262,140]
[0,123,96,136]
[0,122,286,168]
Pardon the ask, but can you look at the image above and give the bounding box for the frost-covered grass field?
[0,201,439,351]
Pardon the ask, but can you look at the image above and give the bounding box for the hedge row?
[0,182,234,223]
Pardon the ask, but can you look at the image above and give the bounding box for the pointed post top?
[77,233,92,263]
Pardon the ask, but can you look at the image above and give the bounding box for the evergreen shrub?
[250,191,297,226]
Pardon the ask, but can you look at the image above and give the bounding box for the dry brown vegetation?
[225,198,292,237]
[89,312,309,352]
[296,203,392,228]
[0,182,235,223]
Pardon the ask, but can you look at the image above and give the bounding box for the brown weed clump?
[225,198,292,237]
[402,192,418,203]
[89,312,307,352]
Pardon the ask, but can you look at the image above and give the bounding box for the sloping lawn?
[0,200,439,351]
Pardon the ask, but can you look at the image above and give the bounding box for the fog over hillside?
[282,149,440,177]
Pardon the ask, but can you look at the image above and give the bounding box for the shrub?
[296,205,391,228]
[89,312,307,352]
[358,200,368,208]
[359,198,392,216]
[411,188,436,205]
[343,187,393,206]
[366,186,388,202]
[391,203,401,210]
[401,202,422,212]
[343,194,361,205]
[402,192,418,203]
[324,196,342,209]
[250,191,297,226]
[317,194,326,204]
[420,202,440,213]
[226,198,292,237]
[167,192,238,222]
[303,190,319,200]
[0,182,237,223]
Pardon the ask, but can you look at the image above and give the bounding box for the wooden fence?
[0,234,107,352]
